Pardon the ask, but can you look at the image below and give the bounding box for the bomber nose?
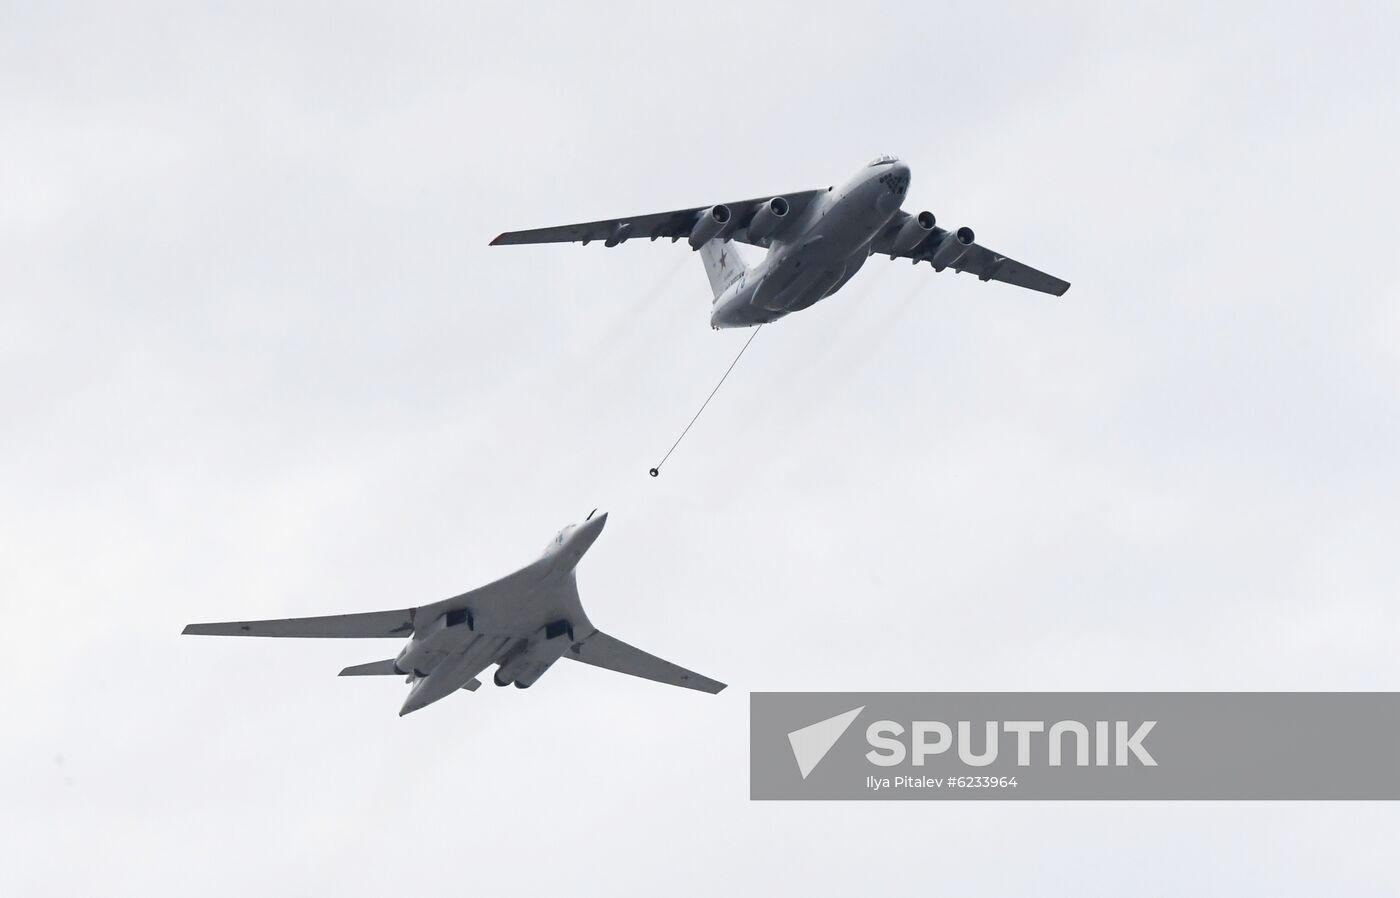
[573,511,608,552]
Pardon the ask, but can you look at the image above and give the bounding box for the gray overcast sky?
[4,1,1399,894]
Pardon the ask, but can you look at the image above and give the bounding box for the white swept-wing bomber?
[491,156,1070,328]
[183,512,724,715]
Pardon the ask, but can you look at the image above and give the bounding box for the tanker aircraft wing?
[872,210,1070,297]
[491,188,826,250]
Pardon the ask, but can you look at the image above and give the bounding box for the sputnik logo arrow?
[787,706,865,779]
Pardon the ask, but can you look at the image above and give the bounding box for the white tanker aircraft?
[183,512,724,715]
[491,155,1069,328]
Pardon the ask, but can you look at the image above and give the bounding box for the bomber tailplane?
[339,658,402,677]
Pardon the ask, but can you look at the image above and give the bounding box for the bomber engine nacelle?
[493,649,532,687]
[890,211,936,254]
[395,612,451,676]
[510,655,561,689]
[492,623,574,688]
[745,196,791,243]
[928,226,975,270]
[688,204,733,249]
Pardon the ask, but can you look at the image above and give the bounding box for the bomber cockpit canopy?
[867,154,900,167]
[544,524,574,554]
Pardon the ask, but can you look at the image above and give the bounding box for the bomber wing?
[184,561,550,641]
[491,188,827,250]
[872,212,1070,297]
[183,608,416,638]
[565,628,725,694]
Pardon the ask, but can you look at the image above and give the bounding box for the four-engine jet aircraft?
[183,512,724,715]
[492,156,1070,328]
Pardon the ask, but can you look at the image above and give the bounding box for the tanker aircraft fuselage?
[708,157,910,327]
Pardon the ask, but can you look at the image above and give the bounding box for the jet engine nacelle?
[745,196,791,243]
[395,612,449,676]
[688,204,733,250]
[493,650,530,687]
[492,624,574,688]
[928,226,975,270]
[891,211,936,254]
[511,655,560,689]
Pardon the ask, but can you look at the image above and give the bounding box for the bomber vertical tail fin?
[698,240,747,300]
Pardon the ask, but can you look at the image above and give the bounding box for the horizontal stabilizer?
[339,659,403,677]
